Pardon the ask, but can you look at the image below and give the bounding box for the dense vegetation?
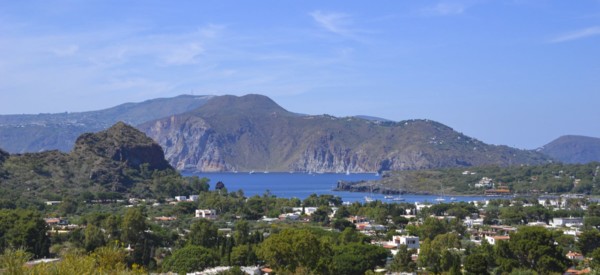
[344,161,600,195]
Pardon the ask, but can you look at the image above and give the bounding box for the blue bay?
[185,172,490,204]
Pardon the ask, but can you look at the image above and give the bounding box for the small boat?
[392,196,405,201]
[435,197,446,202]
[364,196,374,203]
[249,170,255,174]
[450,197,456,201]
[384,195,394,199]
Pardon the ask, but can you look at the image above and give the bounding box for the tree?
[0,248,31,275]
[162,245,218,274]
[330,243,389,275]
[233,220,250,246]
[189,219,218,248]
[496,226,569,274]
[418,233,461,274]
[0,209,50,258]
[230,245,256,266]
[256,228,324,273]
[84,224,106,252]
[590,247,600,270]
[120,207,147,246]
[464,254,489,275]
[419,217,448,241]
[390,244,416,272]
[577,229,600,255]
[311,205,331,225]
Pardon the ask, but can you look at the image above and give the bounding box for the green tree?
[330,243,389,275]
[233,220,250,246]
[230,245,256,266]
[0,248,31,275]
[256,228,324,274]
[311,205,331,225]
[497,226,569,274]
[162,245,218,274]
[0,209,50,257]
[419,217,448,241]
[84,224,106,252]
[418,233,461,274]
[121,207,147,246]
[188,219,218,248]
[577,229,600,255]
[464,253,489,275]
[389,244,417,272]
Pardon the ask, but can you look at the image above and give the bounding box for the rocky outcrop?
[72,122,172,171]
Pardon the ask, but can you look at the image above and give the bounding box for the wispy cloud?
[163,43,204,65]
[549,26,600,43]
[421,2,467,16]
[309,10,354,37]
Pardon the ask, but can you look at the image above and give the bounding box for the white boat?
[249,170,255,174]
[392,196,405,201]
[364,196,374,203]
[384,195,394,199]
[435,197,446,202]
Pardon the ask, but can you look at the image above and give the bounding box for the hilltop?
[540,135,600,164]
[0,95,213,153]
[140,94,550,172]
[0,122,198,202]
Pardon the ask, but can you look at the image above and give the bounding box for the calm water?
[185,172,490,204]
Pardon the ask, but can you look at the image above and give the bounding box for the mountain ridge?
[0,95,213,153]
[139,94,551,172]
[540,135,600,164]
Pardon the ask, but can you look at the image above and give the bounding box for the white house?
[188,195,199,202]
[195,209,217,219]
[174,196,187,202]
[393,235,420,249]
[474,177,493,188]
[551,217,583,227]
[485,235,510,245]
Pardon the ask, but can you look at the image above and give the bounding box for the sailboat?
[364,185,374,203]
[436,184,446,202]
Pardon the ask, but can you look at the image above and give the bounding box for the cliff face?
[140,94,550,172]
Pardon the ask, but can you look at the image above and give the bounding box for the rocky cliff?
[139,94,550,172]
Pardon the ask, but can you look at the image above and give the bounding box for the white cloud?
[163,43,204,65]
[309,10,353,36]
[549,26,600,43]
[421,2,468,16]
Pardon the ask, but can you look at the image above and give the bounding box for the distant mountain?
[0,95,213,153]
[0,123,175,201]
[140,94,550,172]
[540,135,600,164]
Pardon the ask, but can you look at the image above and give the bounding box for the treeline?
[380,161,600,195]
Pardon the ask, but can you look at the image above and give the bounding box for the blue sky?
[0,1,599,149]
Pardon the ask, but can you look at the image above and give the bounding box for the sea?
[184,172,490,204]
